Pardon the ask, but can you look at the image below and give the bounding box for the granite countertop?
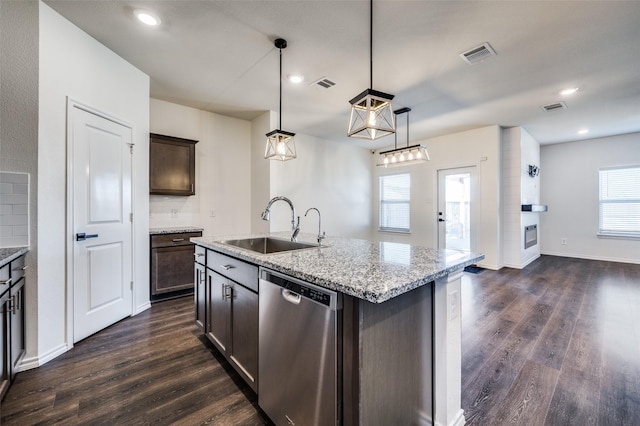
[0,247,29,268]
[191,233,484,303]
[150,226,204,235]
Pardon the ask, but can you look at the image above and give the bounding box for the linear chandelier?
[377,107,430,167]
[265,38,296,161]
[347,0,395,141]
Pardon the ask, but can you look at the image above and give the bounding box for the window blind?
[379,173,410,232]
[599,166,640,237]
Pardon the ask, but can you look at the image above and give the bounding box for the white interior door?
[71,105,133,343]
[437,167,477,252]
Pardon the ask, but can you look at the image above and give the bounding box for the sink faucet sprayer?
[305,207,325,246]
[261,196,300,241]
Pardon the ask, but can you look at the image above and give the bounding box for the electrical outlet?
[561,237,567,245]
[171,208,178,218]
[449,290,458,320]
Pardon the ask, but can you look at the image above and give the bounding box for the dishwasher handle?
[281,289,301,305]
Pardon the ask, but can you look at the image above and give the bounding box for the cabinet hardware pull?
[172,238,185,242]
[21,265,28,271]
[194,252,204,258]
[221,264,234,270]
[0,278,12,285]
[223,284,233,300]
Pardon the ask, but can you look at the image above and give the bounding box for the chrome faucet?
[305,207,325,246]
[261,196,300,241]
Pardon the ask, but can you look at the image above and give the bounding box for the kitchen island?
[192,233,483,426]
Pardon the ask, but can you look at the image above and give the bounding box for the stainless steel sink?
[219,237,319,254]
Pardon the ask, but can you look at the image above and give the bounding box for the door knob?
[76,232,99,241]
[438,218,446,222]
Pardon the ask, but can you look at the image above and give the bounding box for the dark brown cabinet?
[150,231,202,302]
[201,249,259,393]
[194,246,206,331]
[0,253,26,402]
[149,133,198,196]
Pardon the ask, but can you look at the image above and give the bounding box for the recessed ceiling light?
[560,87,579,96]
[134,10,161,26]
[288,74,304,84]
[577,129,589,135]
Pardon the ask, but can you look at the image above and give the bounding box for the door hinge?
[129,212,133,222]
[130,281,134,290]
[128,143,134,154]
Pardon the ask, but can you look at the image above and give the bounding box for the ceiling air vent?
[460,42,497,65]
[312,77,336,89]
[541,101,568,112]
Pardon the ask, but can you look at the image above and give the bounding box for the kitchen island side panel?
[343,283,433,425]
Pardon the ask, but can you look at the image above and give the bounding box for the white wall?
[32,2,150,367]
[540,132,640,264]
[150,101,373,241]
[372,125,502,269]
[149,99,252,237]
[250,112,275,234]
[0,0,40,368]
[269,133,373,240]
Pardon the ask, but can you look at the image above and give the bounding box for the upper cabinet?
[149,133,198,196]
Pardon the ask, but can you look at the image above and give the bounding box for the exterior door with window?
[437,167,477,251]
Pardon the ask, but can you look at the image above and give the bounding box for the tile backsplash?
[0,172,29,247]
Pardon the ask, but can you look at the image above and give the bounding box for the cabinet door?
[194,262,206,331]
[151,245,195,296]
[206,270,229,353]
[229,283,259,392]
[149,134,197,196]
[0,291,10,399]
[10,279,25,380]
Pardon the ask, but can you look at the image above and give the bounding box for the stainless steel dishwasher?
[259,268,341,426]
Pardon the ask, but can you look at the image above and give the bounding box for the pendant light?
[265,38,296,161]
[347,0,395,141]
[376,107,430,167]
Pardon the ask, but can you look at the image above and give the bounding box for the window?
[599,166,640,237]
[379,173,410,233]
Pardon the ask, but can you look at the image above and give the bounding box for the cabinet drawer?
[207,250,258,292]
[194,245,206,265]
[151,232,202,248]
[11,255,26,283]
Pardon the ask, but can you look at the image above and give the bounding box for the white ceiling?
[44,0,640,148]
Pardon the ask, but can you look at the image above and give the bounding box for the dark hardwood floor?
[462,255,640,425]
[2,255,639,425]
[0,297,269,425]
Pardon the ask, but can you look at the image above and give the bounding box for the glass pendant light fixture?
[347,0,396,140]
[376,107,430,167]
[265,38,296,161]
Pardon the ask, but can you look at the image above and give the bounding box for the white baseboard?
[541,251,640,265]
[503,253,540,270]
[16,342,69,372]
[447,409,465,426]
[134,301,151,315]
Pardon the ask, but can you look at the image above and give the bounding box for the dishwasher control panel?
[260,269,339,310]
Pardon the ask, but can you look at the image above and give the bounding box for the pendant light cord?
[369,0,373,89]
[406,110,410,147]
[279,46,283,129]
